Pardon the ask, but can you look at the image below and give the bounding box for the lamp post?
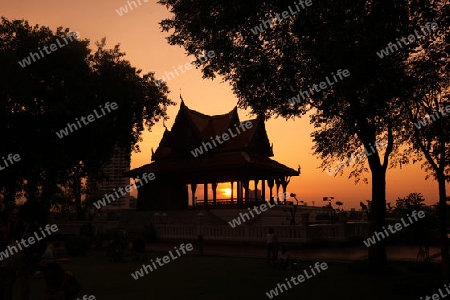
[323,196,335,223]
[290,193,299,206]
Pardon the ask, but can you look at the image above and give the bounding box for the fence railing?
[153,221,370,243]
[53,217,370,244]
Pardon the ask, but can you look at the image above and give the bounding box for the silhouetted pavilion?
[126,101,300,210]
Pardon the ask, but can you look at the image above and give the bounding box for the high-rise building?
[95,145,131,210]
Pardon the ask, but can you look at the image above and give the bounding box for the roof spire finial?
[180,88,184,103]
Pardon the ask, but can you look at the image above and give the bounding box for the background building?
[96,145,131,210]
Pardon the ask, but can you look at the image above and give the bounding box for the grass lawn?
[18,249,442,300]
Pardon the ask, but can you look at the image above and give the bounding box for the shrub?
[64,235,92,256]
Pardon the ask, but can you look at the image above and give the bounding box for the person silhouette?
[265,227,278,266]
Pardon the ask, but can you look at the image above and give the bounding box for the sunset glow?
[221,188,232,197]
[3,0,448,209]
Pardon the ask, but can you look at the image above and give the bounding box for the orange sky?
[3,0,448,209]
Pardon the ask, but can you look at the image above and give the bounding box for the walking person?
[265,227,278,266]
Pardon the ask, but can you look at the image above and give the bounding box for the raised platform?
[52,209,369,245]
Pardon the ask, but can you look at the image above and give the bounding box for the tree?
[393,193,438,265]
[386,203,393,217]
[360,202,368,211]
[403,17,450,277]
[158,0,448,268]
[0,18,175,218]
[394,192,426,213]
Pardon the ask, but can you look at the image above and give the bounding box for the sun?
[221,188,232,197]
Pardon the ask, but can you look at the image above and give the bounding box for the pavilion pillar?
[262,179,266,203]
[237,181,242,204]
[282,183,287,204]
[212,182,217,205]
[275,178,281,203]
[236,181,240,204]
[236,181,242,204]
[204,183,208,206]
[268,178,274,204]
[254,180,259,203]
[230,182,234,204]
[243,180,249,204]
[241,181,244,203]
[282,176,290,205]
[191,184,197,207]
[239,181,243,204]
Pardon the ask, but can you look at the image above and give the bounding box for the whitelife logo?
[0,153,21,172]
[420,283,450,300]
[0,224,59,261]
[250,0,313,35]
[265,262,328,298]
[55,102,118,139]
[76,296,96,300]
[93,172,155,210]
[325,139,388,176]
[115,0,149,16]
[18,32,80,68]
[376,22,438,58]
[190,121,253,158]
[228,192,290,228]
[131,243,193,280]
[153,50,216,87]
[414,105,450,129]
[288,69,350,105]
[363,210,425,247]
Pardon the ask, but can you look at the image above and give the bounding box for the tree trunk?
[438,174,450,280]
[368,164,387,268]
